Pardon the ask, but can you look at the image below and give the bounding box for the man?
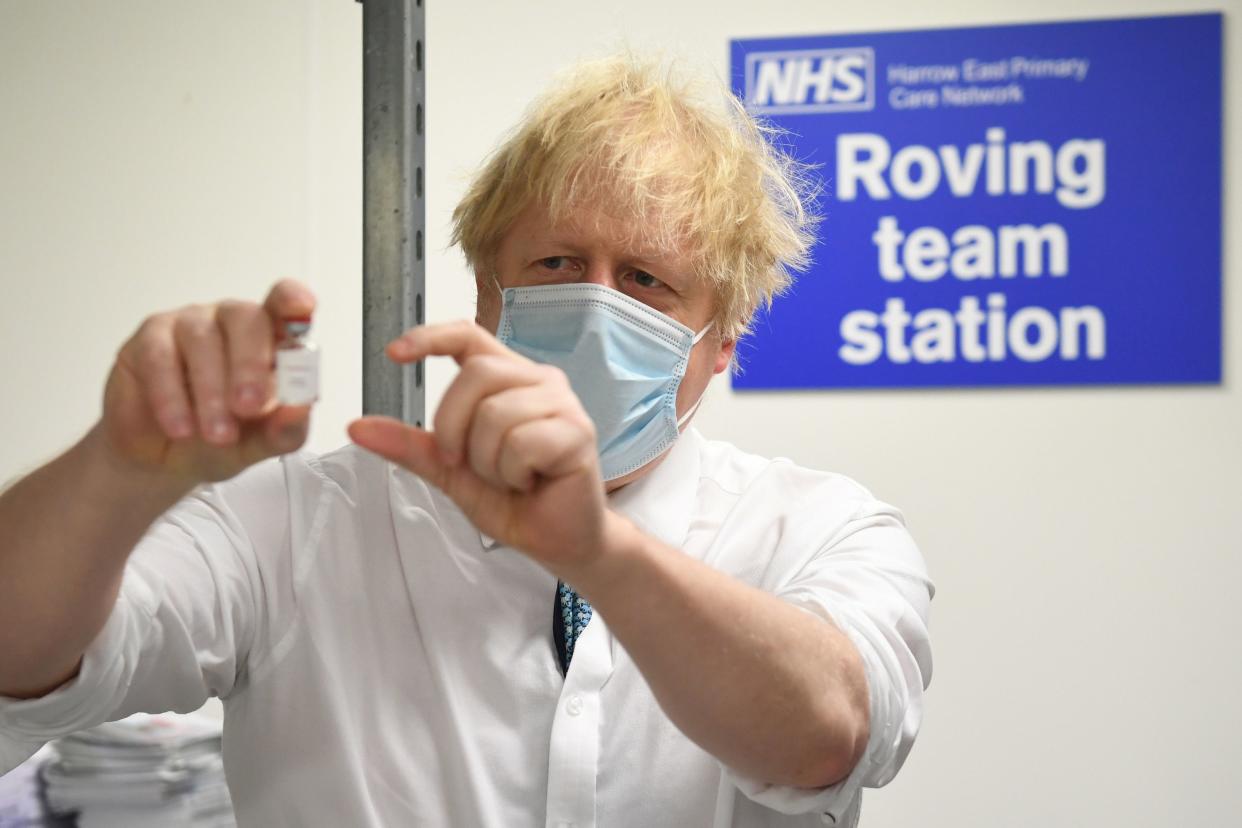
[0,55,932,826]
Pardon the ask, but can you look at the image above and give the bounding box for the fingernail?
[237,385,262,407]
[168,416,193,439]
[210,418,233,441]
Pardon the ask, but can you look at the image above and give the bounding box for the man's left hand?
[348,320,609,574]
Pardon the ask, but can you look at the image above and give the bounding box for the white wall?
[0,0,362,479]
[2,1,1238,826]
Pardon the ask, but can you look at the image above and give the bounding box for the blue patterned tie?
[553,580,593,675]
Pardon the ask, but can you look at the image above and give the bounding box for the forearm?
[568,511,870,789]
[0,424,193,697]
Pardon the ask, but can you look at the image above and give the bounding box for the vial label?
[276,348,320,405]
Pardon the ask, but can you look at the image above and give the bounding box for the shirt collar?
[478,428,703,552]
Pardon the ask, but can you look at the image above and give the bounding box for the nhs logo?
[744,48,875,114]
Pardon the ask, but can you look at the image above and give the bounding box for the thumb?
[254,405,312,457]
[348,416,448,483]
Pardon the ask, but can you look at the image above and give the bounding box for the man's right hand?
[96,279,318,485]
[0,279,318,699]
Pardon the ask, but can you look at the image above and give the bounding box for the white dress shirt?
[0,428,933,827]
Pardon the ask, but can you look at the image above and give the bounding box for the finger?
[465,383,571,489]
[225,404,312,468]
[217,300,275,418]
[498,416,596,492]
[433,355,548,464]
[387,319,514,366]
[126,315,195,440]
[252,405,313,460]
[262,278,317,322]
[174,307,237,446]
[350,416,508,538]
[347,416,448,485]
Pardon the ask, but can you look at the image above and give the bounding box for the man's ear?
[713,338,736,375]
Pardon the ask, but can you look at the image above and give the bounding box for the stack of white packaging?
[0,745,70,827]
[41,713,235,828]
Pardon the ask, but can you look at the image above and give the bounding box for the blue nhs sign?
[744,48,875,114]
[730,14,1222,389]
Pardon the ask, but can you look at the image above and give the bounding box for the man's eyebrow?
[627,254,666,269]
[633,262,683,284]
[629,255,693,285]
[536,235,587,254]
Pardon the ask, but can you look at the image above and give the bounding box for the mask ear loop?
[483,273,508,331]
[676,394,706,428]
[676,321,716,428]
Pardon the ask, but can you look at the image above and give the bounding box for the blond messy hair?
[451,53,818,341]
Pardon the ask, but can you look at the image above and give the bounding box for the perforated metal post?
[362,0,425,425]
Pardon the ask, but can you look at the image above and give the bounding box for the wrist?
[79,423,198,511]
[562,509,650,606]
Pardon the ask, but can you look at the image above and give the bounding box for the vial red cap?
[283,314,313,323]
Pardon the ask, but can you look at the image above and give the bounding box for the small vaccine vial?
[276,316,320,405]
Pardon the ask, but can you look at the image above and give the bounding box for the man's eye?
[539,257,568,270]
[633,271,663,289]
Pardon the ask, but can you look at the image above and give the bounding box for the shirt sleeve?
[723,489,934,821]
[0,456,297,774]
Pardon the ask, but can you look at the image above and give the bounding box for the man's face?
[476,201,736,489]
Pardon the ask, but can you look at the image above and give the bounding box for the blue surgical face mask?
[495,282,713,481]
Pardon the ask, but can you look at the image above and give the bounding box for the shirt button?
[820,812,837,825]
[566,695,584,716]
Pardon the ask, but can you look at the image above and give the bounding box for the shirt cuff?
[0,581,152,774]
[724,761,866,824]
